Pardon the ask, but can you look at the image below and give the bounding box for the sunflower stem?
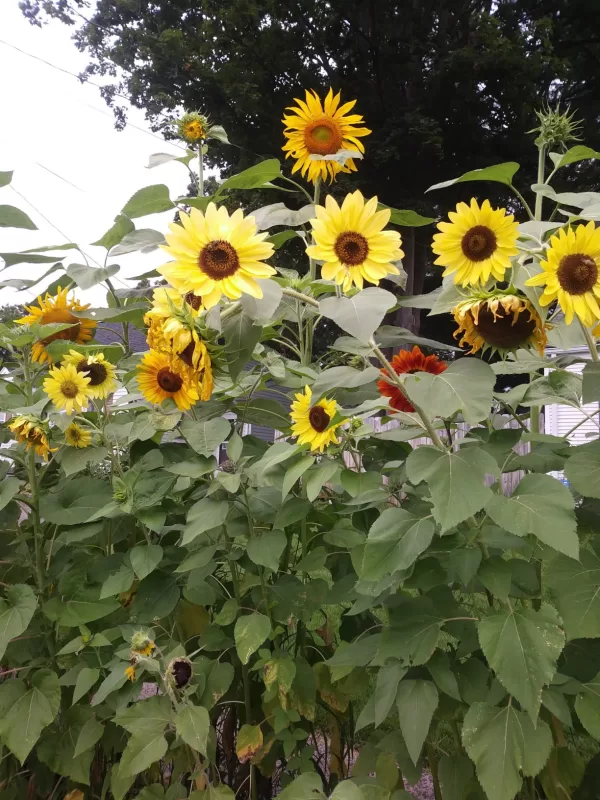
[23,351,45,593]
[534,144,546,221]
[197,141,204,198]
[580,319,600,362]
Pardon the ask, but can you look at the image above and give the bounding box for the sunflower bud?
[529,103,583,149]
[176,111,210,144]
[167,656,193,690]
[130,630,155,657]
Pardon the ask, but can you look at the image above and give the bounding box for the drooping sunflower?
[282,88,371,184]
[7,415,55,460]
[61,350,117,399]
[43,363,92,415]
[453,291,547,356]
[290,385,342,453]
[306,191,404,291]
[136,350,199,412]
[158,204,276,310]
[17,286,96,364]
[377,346,447,414]
[432,199,519,287]
[525,221,600,327]
[64,422,92,449]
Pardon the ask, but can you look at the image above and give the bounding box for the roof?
[95,323,148,352]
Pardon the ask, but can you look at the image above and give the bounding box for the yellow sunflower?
[136,350,199,411]
[282,88,371,184]
[306,190,404,291]
[7,415,55,461]
[43,363,92,415]
[16,286,96,364]
[64,423,92,449]
[453,291,547,356]
[61,350,117,399]
[177,111,209,143]
[124,664,136,682]
[158,204,276,310]
[432,199,519,286]
[525,221,600,327]
[290,385,342,453]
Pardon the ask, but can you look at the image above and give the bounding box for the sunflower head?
[7,414,55,461]
[64,422,92,449]
[61,350,117,399]
[176,111,210,144]
[377,346,447,414]
[306,191,404,291]
[167,656,193,690]
[290,385,342,453]
[136,350,199,412]
[529,102,583,149]
[131,630,156,657]
[16,286,96,364]
[282,88,371,184]
[43,362,91,415]
[432,199,519,287]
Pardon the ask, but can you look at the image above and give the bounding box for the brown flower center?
[308,405,330,432]
[26,428,43,444]
[60,380,79,399]
[156,367,183,393]
[198,240,240,280]
[557,253,598,295]
[185,292,203,310]
[69,427,82,442]
[334,232,369,266]
[304,118,343,155]
[40,308,81,344]
[77,360,108,386]
[170,658,193,689]
[474,306,536,349]
[461,225,497,262]
[178,341,196,368]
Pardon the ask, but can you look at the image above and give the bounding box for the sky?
[0,1,199,308]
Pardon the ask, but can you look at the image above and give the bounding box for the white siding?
[545,361,600,444]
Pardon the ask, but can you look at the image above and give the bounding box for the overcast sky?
[0,1,198,307]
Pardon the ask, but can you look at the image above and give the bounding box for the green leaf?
[361,508,434,581]
[59,446,109,477]
[121,184,174,218]
[247,529,286,572]
[427,651,461,701]
[478,604,565,722]
[575,672,600,738]
[43,592,119,627]
[0,477,19,512]
[556,145,600,168]
[376,596,443,667]
[39,477,114,525]
[282,455,314,499]
[329,782,364,800]
[236,723,263,763]
[66,262,120,290]
[306,461,339,502]
[183,497,229,544]
[73,715,104,757]
[37,707,95,785]
[100,563,135,598]
[0,251,63,267]
[565,442,600,498]
[175,704,210,756]
[319,288,397,344]
[477,557,513,602]
[311,366,380,402]
[0,171,13,187]
[92,214,135,249]
[130,544,163,580]
[427,162,520,191]
[234,612,271,665]
[0,205,37,229]
[277,773,324,800]
[374,663,407,728]
[72,667,100,704]
[582,362,600,403]
[546,549,600,640]
[406,446,498,532]
[217,159,282,193]
[114,695,173,736]
[396,680,438,765]
[379,205,435,226]
[242,397,290,429]
[0,670,60,763]
[91,667,127,706]
[223,311,262,380]
[240,279,283,323]
[180,417,231,457]
[438,755,475,800]
[485,474,578,558]
[111,228,166,255]
[119,731,168,777]
[0,584,36,661]
[110,763,136,800]
[130,571,180,622]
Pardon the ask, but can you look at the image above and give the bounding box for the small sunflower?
[131,630,156,657]
[453,291,547,356]
[432,199,519,287]
[177,111,209,144]
[158,204,276,309]
[290,385,342,453]
[282,88,371,184]
[377,346,447,414]
[16,286,96,364]
[62,350,117,399]
[525,222,600,327]
[136,350,199,412]
[64,422,92,449]
[43,363,91,415]
[124,664,136,682]
[7,415,55,461]
[306,190,404,291]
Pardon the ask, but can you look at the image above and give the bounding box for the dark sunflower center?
[184,292,203,310]
[69,428,82,442]
[474,306,536,349]
[198,240,240,280]
[156,367,183,393]
[178,341,195,368]
[60,380,79,399]
[77,360,108,386]
[557,253,598,295]
[334,232,369,266]
[308,405,330,432]
[461,225,497,262]
[171,658,192,689]
[26,429,43,444]
[40,309,81,344]
[304,118,343,155]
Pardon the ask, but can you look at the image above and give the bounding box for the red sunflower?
[377,346,447,413]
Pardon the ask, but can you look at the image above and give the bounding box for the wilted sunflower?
[16,286,97,365]
[432,199,519,287]
[62,350,117,399]
[43,363,91,415]
[306,191,404,291]
[64,422,92,449]
[453,291,547,356]
[525,222,600,327]
[290,385,342,453]
[282,88,371,184]
[159,204,275,309]
[377,346,447,414]
[167,656,193,690]
[137,350,199,412]
[8,415,55,460]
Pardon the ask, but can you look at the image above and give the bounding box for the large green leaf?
[379,205,435,226]
[0,205,37,229]
[0,171,13,187]
[130,544,163,581]
[72,667,100,704]
[574,672,600,739]
[118,731,168,777]
[396,680,438,765]
[478,604,565,722]
[426,162,520,191]
[59,445,109,477]
[554,145,600,168]
[66,262,120,290]
[376,596,443,667]
[0,670,60,762]
[111,228,166,255]
[319,288,397,344]
[37,707,95,785]
[485,474,578,558]
[130,571,180,622]
[44,590,119,626]
[223,311,262,381]
[183,497,230,544]
[247,529,287,572]
[180,417,231,457]
[583,362,600,403]
[175,704,210,756]
[92,214,135,249]
[546,549,600,640]
[39,477,114,525]
[373,663,407,728]
[0,584,36,662]
[114,695,174,736]
[234,612,271,665]
[217,159,282,193]
[438,755,475,800]
[361,507,434,580]
[121,184,174,218]
[565,442,600,498]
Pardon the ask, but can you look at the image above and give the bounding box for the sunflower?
[61,350,117,399]
[131,631,156,657]
[64,422,92,449]
[43,363,92,415]
[432,199,519,287]
[158,204,276,310]
[16,286,96,365]
[124,664,136,682]
[177,111,209,144]
[136,350,199,412]
[377,346,447,414]
[282,88,371,184]
[290,385,342,453]
[306,191,404,291]
[7,415,55,461]
[525,222,600,327]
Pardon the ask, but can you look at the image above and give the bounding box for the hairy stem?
[534,144,546,221]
